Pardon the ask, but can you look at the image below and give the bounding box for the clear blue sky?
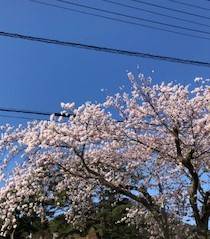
[0,0,209,124]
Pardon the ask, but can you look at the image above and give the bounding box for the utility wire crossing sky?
[0,106,71,121]
[30,0,210,41]
[0,31,210,67]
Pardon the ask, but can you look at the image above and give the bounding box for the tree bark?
[196,222,209,239]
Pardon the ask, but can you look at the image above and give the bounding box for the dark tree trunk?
[196,223,209,239]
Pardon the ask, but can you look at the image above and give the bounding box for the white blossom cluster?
[0,74,209,237]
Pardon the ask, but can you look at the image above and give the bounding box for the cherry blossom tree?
[0,74,209,238]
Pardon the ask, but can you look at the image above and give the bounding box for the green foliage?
[48,215,79,237]
[11,191,146,238]
[10,215,43,239]
[90,190,145,239]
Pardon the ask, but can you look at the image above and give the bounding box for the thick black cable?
[0,114,44,121]
[102,0,210,28]
[1,31,210,67]
[52,0,210,36]
[130,0,210,21]
[29,0,210,41]
[0,106,71,118]
[167,0,210,11]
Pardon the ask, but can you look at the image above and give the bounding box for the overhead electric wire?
[129,0,210,21]
[1,31,210,67]
[167,0,210,11]
[29,0,210,41]
[0,106,71,118]
[49,0,210,36]
[102,0,210,28]
[0,114,44,121]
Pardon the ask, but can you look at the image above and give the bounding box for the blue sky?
[0,0,209,124]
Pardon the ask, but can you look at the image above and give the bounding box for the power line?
[28,0,210,41]
[0,106,71,118]
[1,30,210,67]
[0,114,44,121]
[130,0,210,21]
[167,0,210,11]
[51,0,210,36]
[102,0,210,28]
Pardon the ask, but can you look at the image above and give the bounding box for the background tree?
[0,74,209,238]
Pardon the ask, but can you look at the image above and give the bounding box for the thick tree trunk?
[196,223,209,239]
